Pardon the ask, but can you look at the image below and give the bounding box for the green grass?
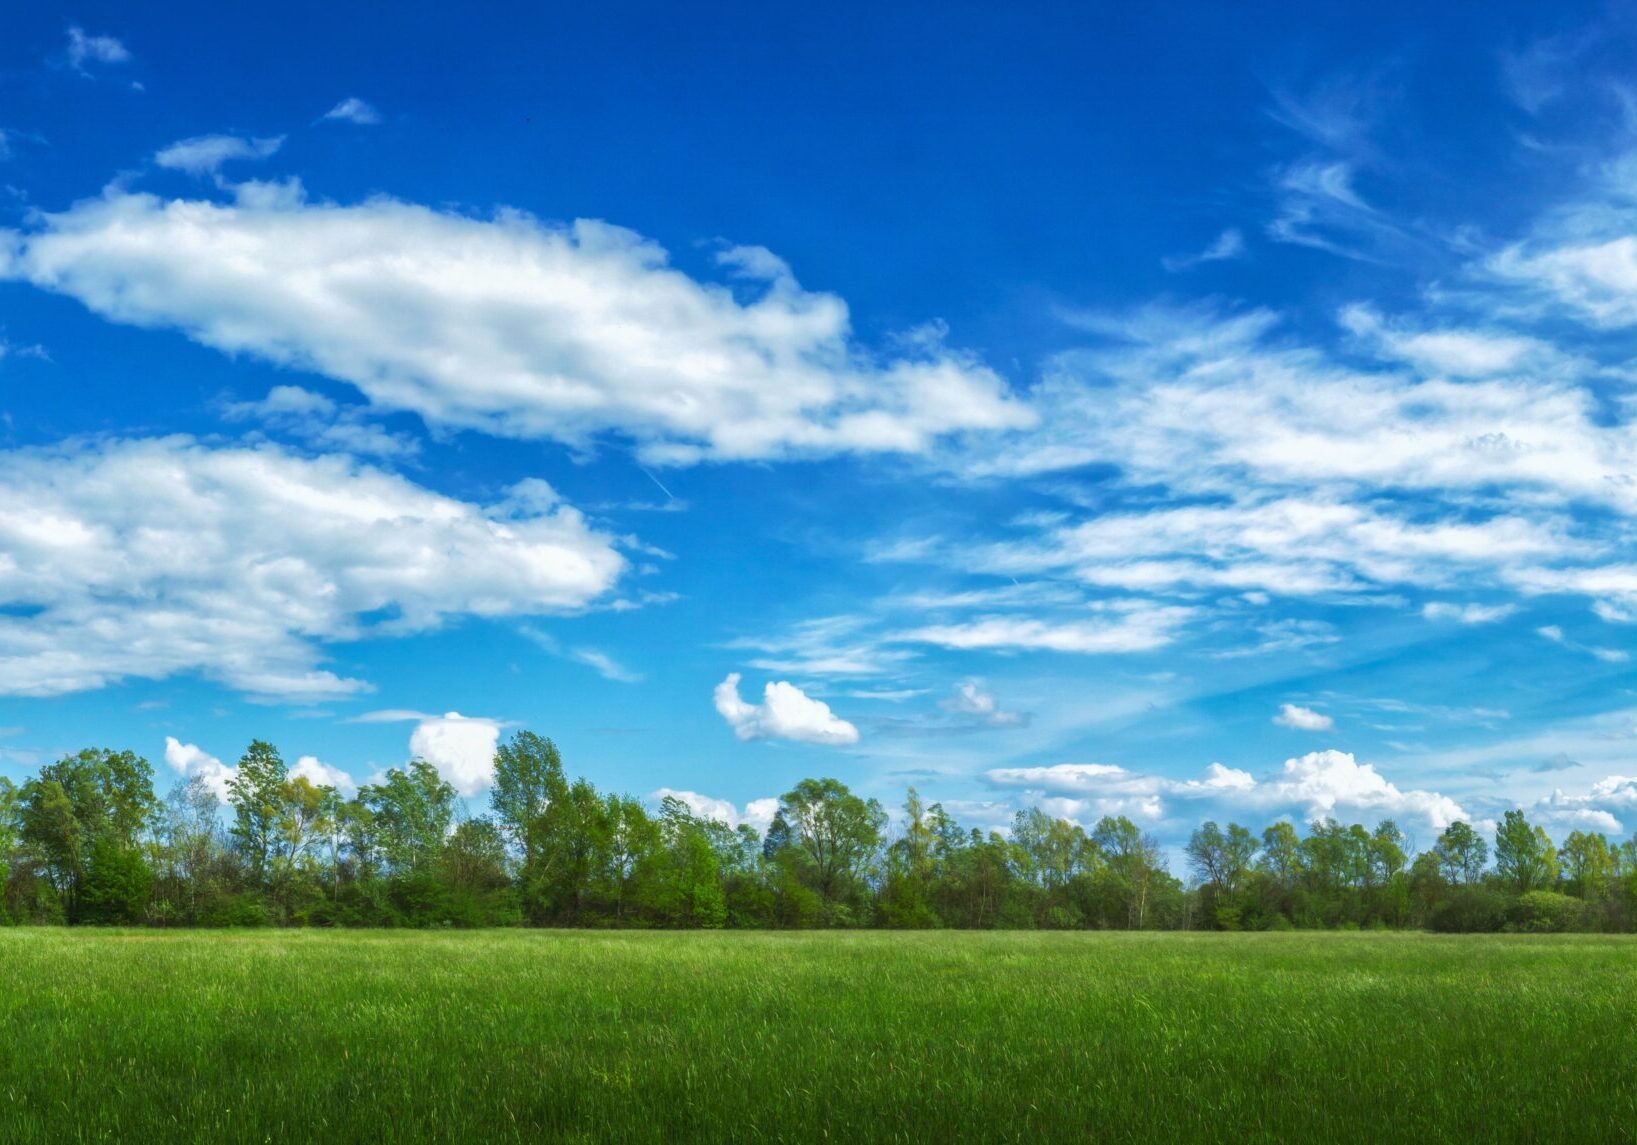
[1,930,1634,1142]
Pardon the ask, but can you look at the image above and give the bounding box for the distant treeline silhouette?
[1,732,1630,932]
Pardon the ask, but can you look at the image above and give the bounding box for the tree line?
[1,731,1632,932]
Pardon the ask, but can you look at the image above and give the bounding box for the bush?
[199,894,272,928]
[1042,905,1083,930]
[77,841,154,925]
[1505,891,1586,933]
[1428,887,1508,933]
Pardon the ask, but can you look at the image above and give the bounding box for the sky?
[5,0,1637,851]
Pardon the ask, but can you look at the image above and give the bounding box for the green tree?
[1432,821,1488,885]
[361,761,457,876]
[644,797,726,927]
[78,836,154,924]
[16,749,156,921]
[1560,831,1614,901]
[1185,821,1258,896]
[227,741,288,886]
[441,818,515,925]
[490,731,566,868]
[776,778,886,919]
[1495,810,1558,893]
[1258,821,1303,890]
[154,775,227,925]
[0,776,16,921]
[1092,816,1164,928]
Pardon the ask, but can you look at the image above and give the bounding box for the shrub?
[1505,891,1586,934]
[1428,887,1508,933]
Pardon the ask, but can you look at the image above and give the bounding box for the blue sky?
[4,0,1637,848]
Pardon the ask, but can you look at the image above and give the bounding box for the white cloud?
[1527,775,1637,835]
[322,98,380,125]
[652,787,778,832]
[349,709,436,724]
[713,673,860,746]
[940,680,1023,727]
[288,754,357,794]
[933,302,1637,632]
[162,736,236,803]
[1339,305,1556,378]
[728,615,918,678]
[221,385,417,458]
[0,436,624,699]
[987,749,1466,832]
[1536,623,1629,663]
[569,648,642,683]
[1162,228,1245,272]
[895,604,1195,655]
[518,625,643,682]
[5,185,1032,464]
[1274,703,1334,731]
[1422,602,1517,624]
[154,135,284,177]
[67,27,130,72]
[408,712,502,795]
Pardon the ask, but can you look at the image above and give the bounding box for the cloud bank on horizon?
[2,7,1637,846]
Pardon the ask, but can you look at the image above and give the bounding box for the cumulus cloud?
[714,673,860,745]
[1274,703,1334,731]
[4,185,1032,464]
[652,787,779,832]
[288,754,357,794]
[154,134,284,177]
[1529,775,1637,834]
[163,737,237,802]
[408,712,503,795]
[322,97,380,125]
[0,436,624,699]
[987,749,1467,833]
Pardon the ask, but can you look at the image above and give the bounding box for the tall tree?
[1433,821,1488,885]
[776,778,886,916]
[1494,810,1558,893]
[228,741,288,886]
[361,761,456,875]
[1093,815,1164,928]
[1561,831,1614,901]
[490,731,568,880]
[16,749,156,921]
[1185,821,1258,896]
[1258,821,1303,889]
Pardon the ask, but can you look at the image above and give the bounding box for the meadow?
[1,931,1634,1142]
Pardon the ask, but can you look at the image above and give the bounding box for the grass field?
[1,930,1634,1142]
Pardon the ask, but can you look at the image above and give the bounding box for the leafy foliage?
[5,730,1637,931]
